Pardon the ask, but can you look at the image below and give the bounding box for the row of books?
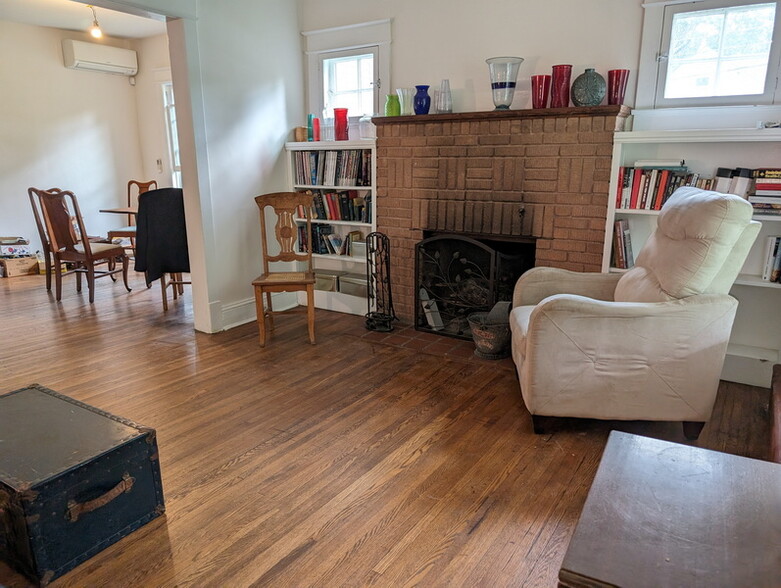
[293,149,372,187]
[611,219,634,270]
[297,191,372,223]
[298,225,365,256]
[615,160,759,211]
[749,168,781,216]
[761,235,781,282]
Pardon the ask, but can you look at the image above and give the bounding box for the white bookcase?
[285,139,376,317]
[604,127,781,387]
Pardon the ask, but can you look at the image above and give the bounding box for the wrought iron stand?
[365,232,397,331]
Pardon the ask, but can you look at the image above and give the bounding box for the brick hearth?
[373,105,630,323]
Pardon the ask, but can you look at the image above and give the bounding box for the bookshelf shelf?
[605,127,781,387]
[286,139,376,317]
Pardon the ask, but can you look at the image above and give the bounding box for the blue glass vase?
[413,85,431,115]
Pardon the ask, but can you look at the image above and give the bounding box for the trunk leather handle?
[66,473,135,522]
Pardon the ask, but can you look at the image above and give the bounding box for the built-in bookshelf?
[604,127,781,387]
[286,139,376,316]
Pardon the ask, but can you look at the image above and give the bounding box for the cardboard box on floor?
[1,256,38,277]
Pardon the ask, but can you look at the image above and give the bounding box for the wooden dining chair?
[252,192,316,346]
[28,187,131,303]
[107,180,158,255]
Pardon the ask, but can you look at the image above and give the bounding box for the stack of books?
[749,168,781,216]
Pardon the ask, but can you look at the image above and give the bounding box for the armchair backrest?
[615,187,760,303]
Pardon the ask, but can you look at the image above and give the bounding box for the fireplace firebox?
[415,234,535,339]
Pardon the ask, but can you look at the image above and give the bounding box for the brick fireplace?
[373,105,630,323]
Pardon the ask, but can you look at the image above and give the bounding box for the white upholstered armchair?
[510,187,760,439]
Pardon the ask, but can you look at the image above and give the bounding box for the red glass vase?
[550,64,572,108]
[531,74,551,109]
[608,69,630,105]
[334,108,349,141]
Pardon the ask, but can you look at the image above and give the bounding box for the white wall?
[132,33,174,186]
[106,0,305,332]
[298,0,644,112]
[0,20,146,251]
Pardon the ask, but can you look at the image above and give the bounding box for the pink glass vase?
[608,69,630,105]
[550,64,572,108]
[531,74,551,109]
[334,108,349,140]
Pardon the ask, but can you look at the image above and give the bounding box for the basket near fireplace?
[467,304,511,360]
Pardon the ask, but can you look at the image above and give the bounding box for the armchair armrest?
[512,267,622,307]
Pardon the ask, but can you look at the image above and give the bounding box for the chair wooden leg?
[307,284,315,344]
[54,257,63,301]
[176,273,184,295]
[683,421,705,440]
[161,273,169,311]
[265,291,274,332]
[254,286,267,346]
[172,274,179,301]
[121,256,131,292]
[75,266,82,292]
[87,266,96,303]
[44,254,52,291]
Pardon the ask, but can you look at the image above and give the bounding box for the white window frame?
[320,47,379,116]
[302,19,391,119]
[162,82,182,188]
[637,0,781,109]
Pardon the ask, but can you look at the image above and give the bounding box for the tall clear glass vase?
[486,57,524,110]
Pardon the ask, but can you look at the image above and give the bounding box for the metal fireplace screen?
[415,234,534,340]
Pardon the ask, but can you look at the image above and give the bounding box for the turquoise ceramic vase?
[571,68,606,107]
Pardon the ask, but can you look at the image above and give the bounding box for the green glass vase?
[384,94,401,116]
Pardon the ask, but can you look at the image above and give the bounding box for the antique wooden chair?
[107,179,158,255]
[252,192,315,346]
[29,187,131,303]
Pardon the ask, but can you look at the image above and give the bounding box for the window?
[321,48,378,117]
[663,3,776,99]
[303,20,391,120]
[162,83,182,188]
[638,0,781,108]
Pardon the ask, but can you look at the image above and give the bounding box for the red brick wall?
[374,105,630,323]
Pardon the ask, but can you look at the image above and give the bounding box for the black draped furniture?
[134,187,191,310]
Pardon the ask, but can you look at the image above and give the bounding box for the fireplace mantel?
[373,105,631,126]
[374,105,631,322]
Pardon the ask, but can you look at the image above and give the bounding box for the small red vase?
[531,74,551,109]
[608,69,630,105]
[334,108,349,141]
[550,64,572,108]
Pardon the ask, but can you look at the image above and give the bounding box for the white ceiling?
[0,0,167,39]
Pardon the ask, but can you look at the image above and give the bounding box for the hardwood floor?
[0,272,772,587]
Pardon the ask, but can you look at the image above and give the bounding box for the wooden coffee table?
[559,431,781,588]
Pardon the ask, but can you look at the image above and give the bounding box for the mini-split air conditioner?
[62,39,138,76]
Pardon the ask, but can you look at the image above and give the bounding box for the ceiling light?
[88,5,102,39]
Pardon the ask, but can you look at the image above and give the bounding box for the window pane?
[664,3,776,99]
[334,60,358,92]
[323,52,375,116]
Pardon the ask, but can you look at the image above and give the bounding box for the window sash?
[316,45,380,118]
[654,0,781,108]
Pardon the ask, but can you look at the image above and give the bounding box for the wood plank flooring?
[0,272,772,587]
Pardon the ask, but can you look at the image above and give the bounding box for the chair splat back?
[255,192,313,272]
[35,189,88,256]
